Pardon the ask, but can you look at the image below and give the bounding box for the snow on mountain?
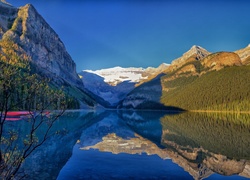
[79,64,170,107]
[84,66,149,86]
[79,70,136,107]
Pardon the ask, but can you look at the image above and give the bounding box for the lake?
[14,110,250,179]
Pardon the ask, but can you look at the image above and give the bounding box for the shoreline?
[188,110,250,114]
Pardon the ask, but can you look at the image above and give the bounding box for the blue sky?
[7,0,250,71]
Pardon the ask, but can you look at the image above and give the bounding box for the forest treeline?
[161,64,250,112]
[0,39,79,111]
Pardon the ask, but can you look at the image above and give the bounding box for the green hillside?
[161,65,250,111]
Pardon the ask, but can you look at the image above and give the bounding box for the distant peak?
[189,45,207,52]
[186,45,209,55]
[22,3,36,11]
[171,45,210,66]
[191,45,199,49]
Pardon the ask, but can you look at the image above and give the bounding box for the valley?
[1,1,250,112]
[1,1,250,180]
[80,45,250,112]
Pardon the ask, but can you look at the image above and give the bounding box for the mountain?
[119,45,249,111]
[84,66,148,86]
[79,64,169,107]
[83,65,169,86]
[168,45,211,71]
[1,4,81,86]
[0,3,96,108]
[79,70,136,107]
[235,44,250,65]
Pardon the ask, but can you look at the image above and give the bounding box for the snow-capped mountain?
[84,64,170,86]
[79,70,136,107]
[84,66,148,86]
[79,64,169,107]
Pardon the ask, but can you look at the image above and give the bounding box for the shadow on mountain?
[80,71,136,108]
[118,73,186,111]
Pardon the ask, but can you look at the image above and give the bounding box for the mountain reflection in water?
[16,110,250,179]
[57,110,250,180]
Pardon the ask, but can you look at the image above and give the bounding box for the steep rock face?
[0,2,17,38]
[169,45,210,71]
[235,44,250,65]
[202,52,242,71]
[0,3,98,108]
[1,4,82,86]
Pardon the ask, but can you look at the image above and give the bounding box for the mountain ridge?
[118,44,250,111]
[79,63,170,107]
[80,43,250,110]
[2,2,250,110]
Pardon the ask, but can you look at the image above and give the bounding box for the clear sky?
[6,0,250,71]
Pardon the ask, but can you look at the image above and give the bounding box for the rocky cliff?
[0,1,17,38]
[201,52,242,71]
[0,3,97,108]
[169,45,210,71]
[0,3,82,86]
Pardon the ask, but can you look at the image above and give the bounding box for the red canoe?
[6,111,32,116]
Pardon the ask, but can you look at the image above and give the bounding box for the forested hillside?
[120,49,249,112]
[0,39,95,110]
[161,65,250,112]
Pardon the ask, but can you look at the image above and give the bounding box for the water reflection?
[161,112,250,179]
[19,110,104,180]
[58,110,192,180]
[57,110,250,180]
[10,110,249,179]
